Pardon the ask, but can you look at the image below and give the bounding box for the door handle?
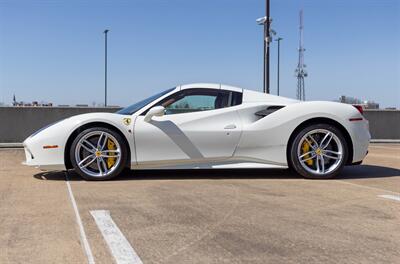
[224,124,237,129]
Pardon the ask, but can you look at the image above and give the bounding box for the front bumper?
[22,140,66,171]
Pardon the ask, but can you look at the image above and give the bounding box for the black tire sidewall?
[289,123,348,179]
[70,127,128,180]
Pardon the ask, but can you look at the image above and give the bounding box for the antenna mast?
[295,9,307,101]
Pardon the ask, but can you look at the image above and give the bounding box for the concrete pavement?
[0,144,399,263]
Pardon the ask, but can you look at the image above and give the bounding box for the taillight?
[353,105,364,115]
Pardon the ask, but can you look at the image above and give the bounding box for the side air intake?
[255,106,285,117]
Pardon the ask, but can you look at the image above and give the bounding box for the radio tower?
[295,9,307,101]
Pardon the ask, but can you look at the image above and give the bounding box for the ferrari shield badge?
[123,118,131,126]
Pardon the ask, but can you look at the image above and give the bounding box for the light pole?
[275,37,283,96]
[256,0,271,94]
[104,29,109,107]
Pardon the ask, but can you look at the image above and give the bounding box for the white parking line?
[90,210,143,264]
[378,194,400,202]
[65,172,95,264]
[335,180,400,195]
[369,145,400,151]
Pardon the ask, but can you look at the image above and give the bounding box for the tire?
[289,123,348,179]
[70,127,128,180]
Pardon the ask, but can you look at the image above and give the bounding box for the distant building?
[10,96,116,108]
[338,95,379,109]
[361,100,379,109]
[13,100,53,107]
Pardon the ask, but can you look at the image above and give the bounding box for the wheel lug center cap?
[315,148,322,155]
[95,150,102,157]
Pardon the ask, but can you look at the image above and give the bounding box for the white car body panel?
[234,101,369,166]
[133,105,242,167]
[23,113,135,170]
[23,83,370,172]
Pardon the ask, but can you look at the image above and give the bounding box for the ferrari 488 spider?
[23,83,370,180]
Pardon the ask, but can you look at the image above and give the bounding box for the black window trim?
[140,88,243,116]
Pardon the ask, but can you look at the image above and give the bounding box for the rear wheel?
[70,127,127,180]
[289,123,348,179]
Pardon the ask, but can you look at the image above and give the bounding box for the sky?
[0,0,399,108]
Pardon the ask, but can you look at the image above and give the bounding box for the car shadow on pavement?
[33,165,400,182]
[119,168,301,181]
[33,170,83,181]
[338,165,400,179]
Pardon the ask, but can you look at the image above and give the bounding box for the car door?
[133,88,243,166]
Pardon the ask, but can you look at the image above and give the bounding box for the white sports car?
[23,83,370,180]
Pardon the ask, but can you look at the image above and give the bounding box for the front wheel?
[70,127,128,180]
[289,124,348,179]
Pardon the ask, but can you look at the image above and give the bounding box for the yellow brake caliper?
[302,141,314,166]
[106,139,116,169]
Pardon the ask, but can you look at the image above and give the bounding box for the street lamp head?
[104,29,109,34]
[256,16,267,25]
[276,37,283,41]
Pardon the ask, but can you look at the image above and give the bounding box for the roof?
[177,83,298,104]
[179,83,243,93]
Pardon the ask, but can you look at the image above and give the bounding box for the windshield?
[117,88,175,115]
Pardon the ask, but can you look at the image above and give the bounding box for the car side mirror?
[144,106,165,122]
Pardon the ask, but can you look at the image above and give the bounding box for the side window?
[165,94,217,114]
[150,88,242,115]
[231,91,243,106]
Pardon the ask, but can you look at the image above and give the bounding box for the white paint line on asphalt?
[335,180,400,195]
[65,172,95,264]
[90,210,143,264]
[369,145,400,151]
[378,194,400,202]
[367,153,400,159]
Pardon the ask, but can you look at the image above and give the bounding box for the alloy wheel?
[297,128,344,175]
[74,131,121,178]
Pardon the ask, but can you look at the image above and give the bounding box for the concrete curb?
[370,139,400,143]
[0,143,23,148]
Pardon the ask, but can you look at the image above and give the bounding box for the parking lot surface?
[0,144,399,264]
